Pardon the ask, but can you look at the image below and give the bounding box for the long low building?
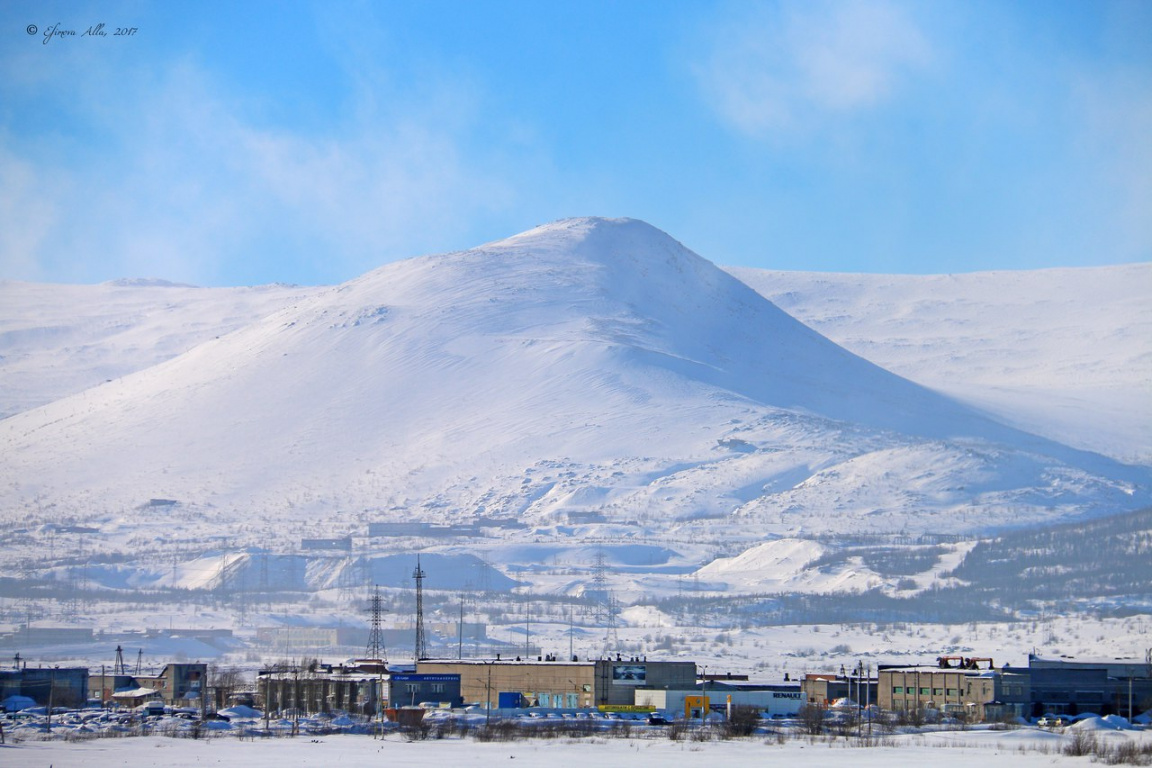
[636,684,804,718]
[1025,655,1152,718]
[417,656,697,709]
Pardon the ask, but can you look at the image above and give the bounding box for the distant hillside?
[728,264,1152,464]
[946,506,1152,605]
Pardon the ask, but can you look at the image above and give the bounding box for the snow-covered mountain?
[1,217,1146,573]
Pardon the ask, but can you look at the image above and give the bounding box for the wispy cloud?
[695,0,932,136]
[0,147,60,280]
[1071,70,1152,261]
[0,47,520,286]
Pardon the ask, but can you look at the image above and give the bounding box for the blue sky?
[2,0,1149,286]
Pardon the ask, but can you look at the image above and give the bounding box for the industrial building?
[0,665,89,708]
[388,673,462,708]
[1025,655,1152,718]
[257,660,386,716]
[90,662,208,708]
[416,656,697,709]
[801,671,878,709]
[879,657,1030,721]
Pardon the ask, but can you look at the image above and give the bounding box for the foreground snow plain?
[8,727,1152,768]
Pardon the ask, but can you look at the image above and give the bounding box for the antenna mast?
[413,556,427,661]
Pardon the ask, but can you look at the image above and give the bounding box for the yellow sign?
[597,704,655,713]
[684,695,711,719]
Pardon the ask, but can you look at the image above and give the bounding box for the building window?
[432,684,445,694]
[920,688,930,696]
[947,688,958,696]
[893,687,904,694]
[933,688,944,696]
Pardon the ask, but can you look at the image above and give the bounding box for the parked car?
[1038,715,1071,728]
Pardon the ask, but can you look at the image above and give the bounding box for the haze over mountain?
[1,217,1146,566]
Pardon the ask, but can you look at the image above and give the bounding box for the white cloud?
[695,0,932,136]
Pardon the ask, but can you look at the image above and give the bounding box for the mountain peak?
[479,217,699,268]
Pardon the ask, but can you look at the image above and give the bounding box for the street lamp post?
[701,665,708,726]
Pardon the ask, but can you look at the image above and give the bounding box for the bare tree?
[799,703,825,735]
[723,705,762,738]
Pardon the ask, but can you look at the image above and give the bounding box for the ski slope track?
[0,218,1148,567]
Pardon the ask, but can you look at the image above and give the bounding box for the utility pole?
[46,668,55,734]
[524,592,531,658]
[855,660,862,739]
[292,665,299,737]
[457,594,465,660]
[485,661,493,728]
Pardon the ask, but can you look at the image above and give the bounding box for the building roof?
[882,666,998,676]
[111,687,159,699]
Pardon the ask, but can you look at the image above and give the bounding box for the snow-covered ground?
[7,726,1152,768]
[11,608,1151,688]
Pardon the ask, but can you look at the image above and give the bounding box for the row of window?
[529,692,581,708]
[892,687,959,696]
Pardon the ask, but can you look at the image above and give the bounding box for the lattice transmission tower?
[413,555,428,661]
[365,585,388,665]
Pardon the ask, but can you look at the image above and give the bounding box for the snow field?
[8,726,1152,768]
